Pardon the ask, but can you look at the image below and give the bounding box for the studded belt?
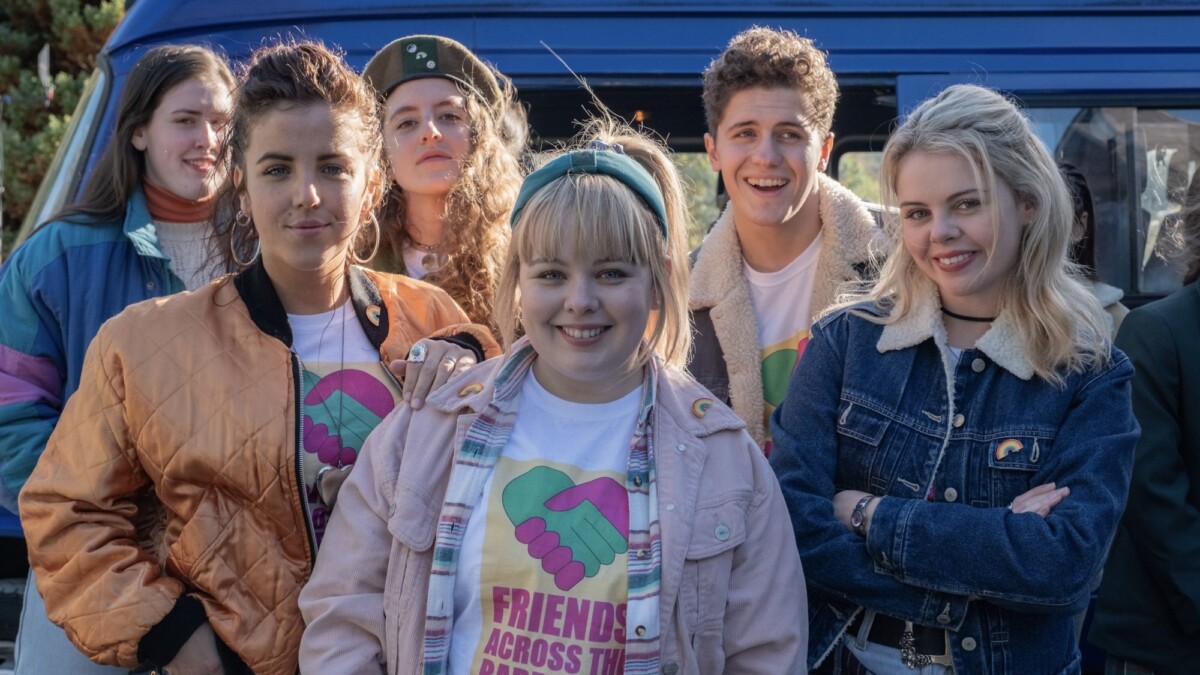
[867,613,954,668]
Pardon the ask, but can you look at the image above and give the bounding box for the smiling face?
[132,76,232,200]
[237,103,373,282]
[896,151,1030,317]
[519,243,656,404]
[382,77,474,199]
[704,86,833,235]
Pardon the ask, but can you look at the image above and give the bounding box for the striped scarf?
[422,340,663,674]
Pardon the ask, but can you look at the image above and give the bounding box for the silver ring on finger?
[441,356,457,369]
[407,343,428,364]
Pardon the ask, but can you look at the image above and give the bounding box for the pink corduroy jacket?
[299,348,807,675]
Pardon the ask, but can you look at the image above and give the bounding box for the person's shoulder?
[1127,282,1200,326]
[104,280,222,333]
[814,298,887,329]
[3,217,125,276]
[363,267,456,305]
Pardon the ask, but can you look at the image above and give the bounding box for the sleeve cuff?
[137,594,207,667]
[429,333,485,362]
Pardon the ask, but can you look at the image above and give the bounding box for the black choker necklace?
[942,307,997,323]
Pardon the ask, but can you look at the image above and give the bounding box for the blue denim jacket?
[770,289,1138,675]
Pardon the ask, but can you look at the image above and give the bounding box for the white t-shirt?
[449,373,641,675]
[289,301,401,545]
[744,231,823,452]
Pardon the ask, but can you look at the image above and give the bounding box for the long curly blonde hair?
[376,75,525,334]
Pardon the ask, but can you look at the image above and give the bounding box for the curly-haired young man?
[688,26,885,452]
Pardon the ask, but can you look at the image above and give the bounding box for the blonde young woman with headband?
[299,127,806,675]
[770,84,1138,674]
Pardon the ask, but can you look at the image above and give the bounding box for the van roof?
[109,0,1200,88]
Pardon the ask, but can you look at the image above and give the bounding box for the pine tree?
[1,0,123,256]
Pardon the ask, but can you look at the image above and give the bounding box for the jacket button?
[676,443,686,452]
[962,637,977,651]
[633,476,643,487]
[936,613,952,625]
[715,525,730,541]
[146,281,156,290]
[943,487,958,502]
[635,625,646,636]
[952,413,965,428]
[637,549,649,559]
[666,503,676,511]
[971,358,986,373]
[662,664,679,675]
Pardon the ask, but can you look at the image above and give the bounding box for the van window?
[674,152,719,248]
[1028,106,1200,301]
[837,152,882,205]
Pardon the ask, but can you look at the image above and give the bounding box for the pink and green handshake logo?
[502,467,629,591]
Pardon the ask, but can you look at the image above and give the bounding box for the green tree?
[1,0,123,256]
[673,151,719,250]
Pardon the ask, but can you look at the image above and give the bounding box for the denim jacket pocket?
[679,491,750,672]
[836,400,897,493]
[984,436,1047,508]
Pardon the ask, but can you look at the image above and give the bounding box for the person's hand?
[1009,482,1070,518]
[163,622,223,675]
[502,466,629,591]
[833,489,879,533]
[388,339,478,410]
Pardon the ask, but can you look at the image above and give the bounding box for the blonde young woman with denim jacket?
[770,84,1138,675]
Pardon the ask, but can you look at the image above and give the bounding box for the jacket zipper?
[379,355,402,391]
[292,352,318,565]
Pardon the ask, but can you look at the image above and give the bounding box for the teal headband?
[509,143,669,238]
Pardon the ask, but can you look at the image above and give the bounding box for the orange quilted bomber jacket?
[19,262,498,674]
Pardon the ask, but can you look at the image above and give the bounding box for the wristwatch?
[851,495,877,538]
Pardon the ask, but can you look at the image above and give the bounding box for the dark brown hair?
[212,41,384,268]
[49,44,234,225]
[701,26,839,136]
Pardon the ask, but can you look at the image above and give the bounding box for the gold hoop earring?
[350,213,382,265]
[230,213,260,268]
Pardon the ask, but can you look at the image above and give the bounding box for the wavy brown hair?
[211,41,384,269]
[376,74,525,334]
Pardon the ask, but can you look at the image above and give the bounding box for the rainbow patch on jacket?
[995,439,1024,460]
[365,304,382,326]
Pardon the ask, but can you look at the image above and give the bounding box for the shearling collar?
[688,173,885,445]
[876,280,1036,380]
[690,173,882,312]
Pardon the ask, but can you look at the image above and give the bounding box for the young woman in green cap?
[363,34,526,337]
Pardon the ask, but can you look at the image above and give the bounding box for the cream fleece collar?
[875,280,1036,380]
[689,173,885,445]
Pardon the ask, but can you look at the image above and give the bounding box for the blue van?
[6,0,1200,668]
